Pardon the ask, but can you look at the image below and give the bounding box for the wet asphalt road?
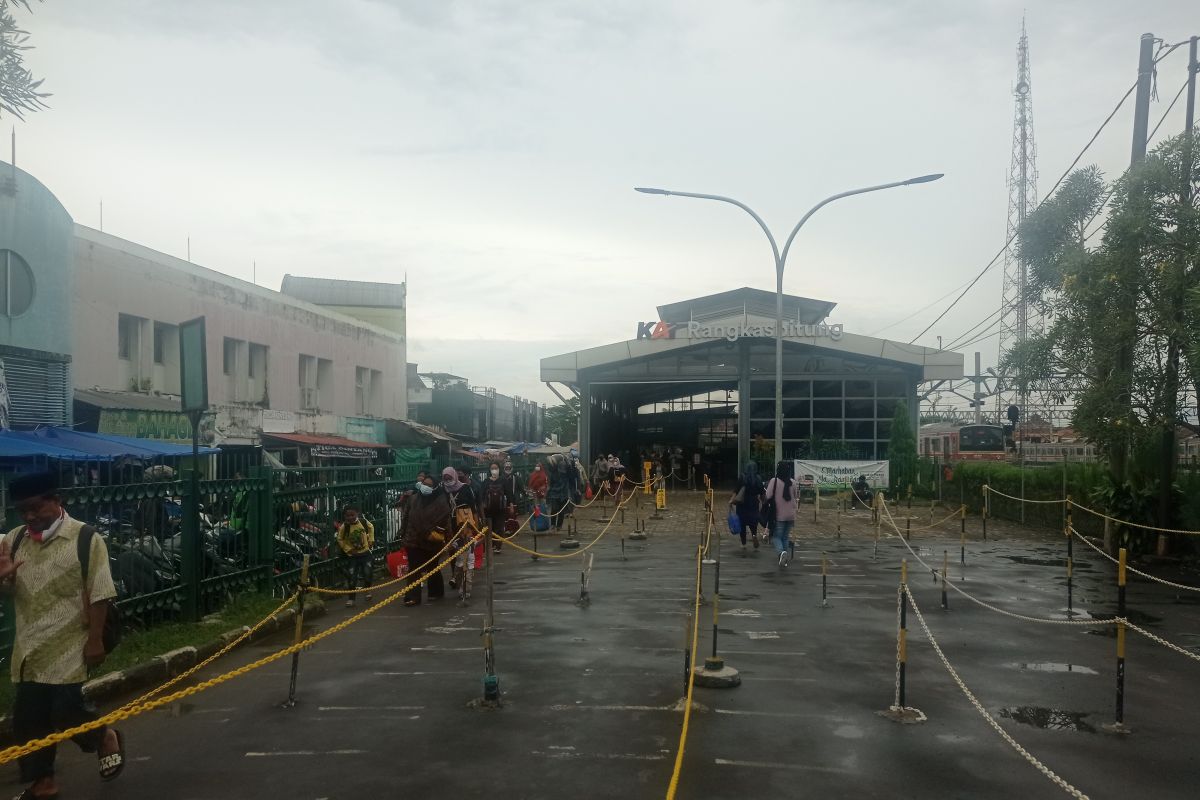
[9,493,1200,799]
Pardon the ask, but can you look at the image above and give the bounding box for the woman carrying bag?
[728,462,765,551]
[764,461,798,567]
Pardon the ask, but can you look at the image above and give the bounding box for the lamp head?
[903,173,944,185]
[634,187,671,196]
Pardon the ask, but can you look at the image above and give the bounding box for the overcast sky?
[16,1,1199,405]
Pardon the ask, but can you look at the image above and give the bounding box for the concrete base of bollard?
[1101,722,1133,736]
[693,662,741,689]
[559,538,581,550]
[629,532,648,541]
[671,697,709,713]
[877,706,927,724]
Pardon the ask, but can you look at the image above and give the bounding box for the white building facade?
[71,225,406,446]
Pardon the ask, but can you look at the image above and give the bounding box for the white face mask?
[417,483,434,496]
[490,469,500,478]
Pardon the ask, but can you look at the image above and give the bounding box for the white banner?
[0,359,9,430]
[794,459,889,489]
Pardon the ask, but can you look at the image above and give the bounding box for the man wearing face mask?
[480,462,511,553]
[403,476,452,606]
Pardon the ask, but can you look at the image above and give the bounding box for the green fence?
[0,461,432,670]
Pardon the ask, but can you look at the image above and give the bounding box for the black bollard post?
[1065,497,1074,616]
[1104,548,1130,734]
[283,554,310,708]
[905,517,911,541]
[821,552,828,608]
[941,551,949,610]
[899,560,908,706]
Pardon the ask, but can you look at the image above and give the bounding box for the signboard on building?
[311,443,379,460]
[794,459,889,489]
[261,409,296,434]
[178,317,208,414]
[99,409,194,443]
[636,320,845,342]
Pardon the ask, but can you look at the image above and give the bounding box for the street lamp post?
[636,174,943,467]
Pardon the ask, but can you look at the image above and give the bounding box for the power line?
[868,277,976,337]
[944,305,1004,350]
[907,79,1139,345]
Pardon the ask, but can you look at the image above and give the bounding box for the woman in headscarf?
[729,462,765,550]
[403,474,452,605]
[526,461,548,501]
[546,454,574,532]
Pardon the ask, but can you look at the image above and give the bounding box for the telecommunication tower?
[998,19,1041,420]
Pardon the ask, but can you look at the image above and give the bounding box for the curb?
[0,595,326,744]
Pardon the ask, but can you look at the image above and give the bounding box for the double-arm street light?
[636,173,944,467]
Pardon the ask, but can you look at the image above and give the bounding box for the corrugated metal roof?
[75,388,182,412]
[656,287,835,325]
[262,433,391,449]
[280,275,406,309]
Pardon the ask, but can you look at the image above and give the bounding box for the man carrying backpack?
[0,471,126,800]
[480,462,511,553]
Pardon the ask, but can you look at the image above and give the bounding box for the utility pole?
[1112,32,1157,483]
[1156,36,1198,534]
[972,352,985,424]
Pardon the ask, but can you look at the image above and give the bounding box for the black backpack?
[12,524,122,654]
[483,481,506,515]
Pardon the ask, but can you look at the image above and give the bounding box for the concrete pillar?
[579,382,591,462]
[737,339,751,471]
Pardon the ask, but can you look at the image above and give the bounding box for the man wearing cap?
[0,472,125,799]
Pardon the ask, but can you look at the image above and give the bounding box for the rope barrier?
[903,586,1091,799]
[665,520,706,799]
[981,486,1200,536]
[1123,619,1200,665]
[121,591,299,710]
[0,533,484,767]
[308,528,464,596]
[985,486,1067,506]
[1069,528,1200,594]
[1069,501,1200,537]
[501,488,638,560]
[880,501,1113,627]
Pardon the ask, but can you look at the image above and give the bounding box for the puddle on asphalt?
[1002,555,1063,567]
[1004,662,1098,675]
[999,706,1096,733]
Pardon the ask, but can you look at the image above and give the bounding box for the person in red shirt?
[526,462,548,500]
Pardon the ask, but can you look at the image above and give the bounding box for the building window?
[248,343,268,405]
[153,323,169,365]
[356,366,370,415]
[118,314,140,361]
[0,249,34,317]
[223,338,238,376]
[299,354,317,410]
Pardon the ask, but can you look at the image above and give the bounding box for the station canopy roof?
[541,287,963,403]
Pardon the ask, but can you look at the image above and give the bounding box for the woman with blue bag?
[728,462,765,551]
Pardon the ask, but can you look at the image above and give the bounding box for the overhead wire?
[906,79,1140,346]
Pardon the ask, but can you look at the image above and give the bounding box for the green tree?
[1011,130,1199,528]
[888,400,917,493]
[543,397,579,444]
[0,1,48,119]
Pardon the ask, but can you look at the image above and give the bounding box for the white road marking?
[715,758,850,773]
[531,750,667,761]
[549,704,674,712]
[317,706,424,712]
[245,750,368,757]
[745,631,780,640]
[409,646,480,652]
[714,709,821,718]
[720,650,807,656]
[374,671,468,676]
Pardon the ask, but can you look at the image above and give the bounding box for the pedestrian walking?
[403,475,452,606]
[546,454,577,532]
[764,461,798,567]
[442,466,480,591]
[591,453,610,487]
[336,504,375,608]
[480,462,512,553]
[1,472,126,800]
[729,462,765,551]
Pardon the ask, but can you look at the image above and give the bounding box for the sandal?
[98,729,125,782]
[404,599,419,607]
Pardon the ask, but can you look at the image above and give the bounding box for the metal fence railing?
[0,462,435,668]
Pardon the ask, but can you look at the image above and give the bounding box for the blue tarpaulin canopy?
[0,428,219,461]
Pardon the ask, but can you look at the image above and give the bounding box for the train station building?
[541,288,963,481]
